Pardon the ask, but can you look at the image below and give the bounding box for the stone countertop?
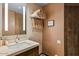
[0,40,39,56]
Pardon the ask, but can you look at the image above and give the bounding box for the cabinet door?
[16,47,39,56]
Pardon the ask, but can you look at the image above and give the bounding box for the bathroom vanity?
[0,40,39,56]
[0,4,40,56]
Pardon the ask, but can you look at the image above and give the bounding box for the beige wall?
[26,3,42,54]
[43,3,64,56]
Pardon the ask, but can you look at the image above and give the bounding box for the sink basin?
[7,42,30,50]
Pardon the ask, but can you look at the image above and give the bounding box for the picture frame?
[48,20,55,27]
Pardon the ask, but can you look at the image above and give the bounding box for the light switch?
[57,40,61,44]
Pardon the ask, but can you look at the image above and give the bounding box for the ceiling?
[8,3,26,14]
[8,3,47,14]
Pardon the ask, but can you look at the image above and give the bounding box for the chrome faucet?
[15,34,20,43]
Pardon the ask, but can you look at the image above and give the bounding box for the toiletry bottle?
[0,37,3,46]
[5,39,8,45]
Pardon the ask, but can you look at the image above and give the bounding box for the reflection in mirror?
[2,3,26,36]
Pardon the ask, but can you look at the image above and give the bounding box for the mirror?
[2,3,26,36]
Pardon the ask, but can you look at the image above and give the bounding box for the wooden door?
[64,4,79,56]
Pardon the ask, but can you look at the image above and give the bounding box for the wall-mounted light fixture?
[23,6,25,31]
[48,20,55,27]
[5,3,8,31]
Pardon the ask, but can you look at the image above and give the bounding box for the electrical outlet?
[57,40,61,44]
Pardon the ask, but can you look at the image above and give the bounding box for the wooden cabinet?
[16,46,39,56]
